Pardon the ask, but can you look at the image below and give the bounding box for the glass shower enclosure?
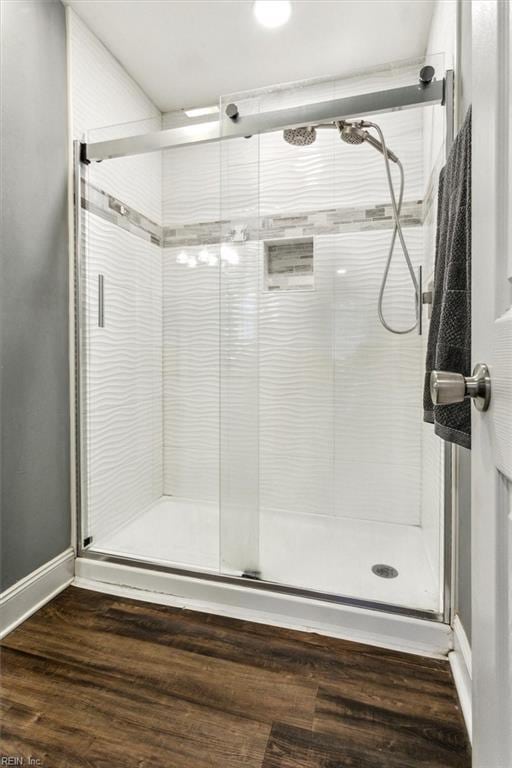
[75,59,453,621]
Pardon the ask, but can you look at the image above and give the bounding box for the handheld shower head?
[338,121,366,145]
[338,120,399,163]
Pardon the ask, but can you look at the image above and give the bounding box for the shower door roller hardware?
[430,363,491,411]
[225,103,239,121]
[419,65,435,85]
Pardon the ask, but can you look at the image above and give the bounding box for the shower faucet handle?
[430,363,491,411]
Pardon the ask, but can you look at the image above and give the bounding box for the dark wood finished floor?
[0,587,471,767]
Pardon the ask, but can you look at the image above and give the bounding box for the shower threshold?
[91,495,440,614]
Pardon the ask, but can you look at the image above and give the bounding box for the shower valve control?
[430,363,491,412]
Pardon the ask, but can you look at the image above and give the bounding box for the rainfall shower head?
[283,126,317,145]
[282,122,345,145]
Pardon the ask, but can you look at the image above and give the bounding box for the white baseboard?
[74,557,452,659]
[449,615,472,742]
[0,548,75,639]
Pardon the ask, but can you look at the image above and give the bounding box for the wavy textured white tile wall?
[162,247,220,501]
[163,142,221,226]
[69,12,164,543]
[219,242,260,572]
[161,65,429,528]
[83,214,162,543]
[69,10,162,223]
[257,111,423,217]
[162,228,424,526]
[162,112,423,225]
[162,242,261,569]
[258,230,423,524]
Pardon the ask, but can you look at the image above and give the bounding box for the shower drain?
[371,563,399,579]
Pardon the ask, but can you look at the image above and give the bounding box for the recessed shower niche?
[76,57,451,619]
[264,238,314,291]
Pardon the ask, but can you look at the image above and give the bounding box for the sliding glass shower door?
[78,62,447,618]
[216,75,444,614]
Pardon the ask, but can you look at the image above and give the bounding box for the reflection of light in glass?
[337,268,347,275]
[253,0,292,28]
[187,255,198,268]
[181,123,217,141]
[184,105,219,118]
[176,251,188,264]
[198,247,218,266]
[221,244,240,265]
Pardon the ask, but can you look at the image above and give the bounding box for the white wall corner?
[449,614,472,742]
[0,548,75,639]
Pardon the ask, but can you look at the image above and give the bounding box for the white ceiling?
[64,0,435,113]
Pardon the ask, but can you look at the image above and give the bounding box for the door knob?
[430,363,491,411]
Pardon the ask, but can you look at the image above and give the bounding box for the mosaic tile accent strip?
[82,179,423,250]
[82,180,162,246]
[162,200,423,248]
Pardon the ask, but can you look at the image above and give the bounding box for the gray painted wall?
[455,0,472,642]
[1,0,70,591]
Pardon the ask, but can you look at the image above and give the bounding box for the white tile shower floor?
[93,495,440,613]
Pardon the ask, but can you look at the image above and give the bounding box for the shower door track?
[78,549,442,622]
[73,70,456,626]
[82,75,448,162]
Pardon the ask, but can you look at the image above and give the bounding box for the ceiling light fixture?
[184,105,219,118]
[253,0,292,29]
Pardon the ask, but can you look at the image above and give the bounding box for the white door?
[472,2,512,766]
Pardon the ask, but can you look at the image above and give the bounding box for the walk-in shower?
[74,61,454,623]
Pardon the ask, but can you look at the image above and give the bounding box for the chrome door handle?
[430,363,491,411]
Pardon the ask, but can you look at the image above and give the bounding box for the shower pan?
[74,62,454,627]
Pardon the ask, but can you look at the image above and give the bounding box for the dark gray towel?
[424,108,471,449]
